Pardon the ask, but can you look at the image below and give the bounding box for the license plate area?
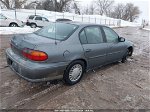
[7,58,19,73]
[7,58,13,66]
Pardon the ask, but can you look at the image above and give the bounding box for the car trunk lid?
[11,33,57,58]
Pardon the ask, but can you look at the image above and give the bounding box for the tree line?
[0,0,140,22]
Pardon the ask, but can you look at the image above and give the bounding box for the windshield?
[34,23,78,40]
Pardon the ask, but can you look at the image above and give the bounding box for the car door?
[35,16,43,27]
[79,26,108,69]
[42,17,49,27]
[0,14,7,26]
[102,26,126,63]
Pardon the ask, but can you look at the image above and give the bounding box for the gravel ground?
[0,27,150,111]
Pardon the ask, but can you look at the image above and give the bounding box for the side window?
[85,26,103,44]
[42,17,49,22]
[35,17,42,21]
[103,27,118,43]
[29,16,34,19]
[79,30,87,44]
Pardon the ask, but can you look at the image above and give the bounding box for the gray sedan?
[6,22,133,85]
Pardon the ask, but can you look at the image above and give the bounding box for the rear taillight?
[22,48,48,61]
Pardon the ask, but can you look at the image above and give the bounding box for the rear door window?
[35,17,42,21]
[79,30,88,44]
[42,17,49,22]
[80,26,103,44]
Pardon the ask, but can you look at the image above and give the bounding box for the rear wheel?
[63,60,85,85]
[9,23,18,27]
[30,23,37,28]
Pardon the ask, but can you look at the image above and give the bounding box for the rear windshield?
[34,23,78,40]
[29,16,34,19]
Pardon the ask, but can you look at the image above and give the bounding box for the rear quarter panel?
[34,26,86,64]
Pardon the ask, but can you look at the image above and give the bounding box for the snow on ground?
[0,26,39,35]
[143,28,150,31]
[0,9,141,27]
[142,26,150,31]
[0,9,141,35]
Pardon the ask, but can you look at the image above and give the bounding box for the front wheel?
[63,61,85,85]
[30,23,37,28]
[121,49,131,63]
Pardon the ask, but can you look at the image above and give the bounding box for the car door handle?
[85,49,92,52]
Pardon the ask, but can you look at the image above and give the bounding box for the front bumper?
[6,48,68,82]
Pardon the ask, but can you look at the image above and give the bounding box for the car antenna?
[54,2,57,45]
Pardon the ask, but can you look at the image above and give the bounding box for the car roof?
[56,21,105,27]
[29,15,40,16]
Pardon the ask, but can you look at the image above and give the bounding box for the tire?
[63,60,85,85]
[30,23,37,28]
[121,49,130,63]
[9,23,18,27]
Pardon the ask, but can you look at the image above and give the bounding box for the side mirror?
[119,37,125,42]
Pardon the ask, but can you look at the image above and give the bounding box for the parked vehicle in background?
[26,15,50,28]
[56,18,72,22]
[6,22,134,85]
[0,14,23,27]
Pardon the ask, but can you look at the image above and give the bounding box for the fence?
[47,13,120,26]
[1,9,121,26]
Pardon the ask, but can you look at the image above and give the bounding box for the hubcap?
[128,51,132,56]
[12,24,16,27]
[31,24,36,28]
[69,64,82,82]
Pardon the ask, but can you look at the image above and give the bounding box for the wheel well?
[128,46,133,56]
[30,23,37,26]
[9,22,18,26]
[70,59,87,70]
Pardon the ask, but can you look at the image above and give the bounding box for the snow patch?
[142,28,150,31]
[0,26,39,35]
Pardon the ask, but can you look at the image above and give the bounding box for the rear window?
[34,23,78,40]
[29,16,34,19]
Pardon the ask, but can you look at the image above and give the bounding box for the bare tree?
[42,0,55,11]
[0,0,27,9]
[96,0,114,15]
[110,3,126,19]
[110,3,140,22]
[54,0,72,12]
[82,5,89,15]
[123,3,140,22]
[36,0,72,12]
[24,1,43,10]
[72,1,80,15]
[89,1,96,15]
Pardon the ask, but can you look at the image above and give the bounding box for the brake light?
[22,48,48,61]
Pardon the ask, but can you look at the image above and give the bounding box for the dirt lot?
[0,27,150,111]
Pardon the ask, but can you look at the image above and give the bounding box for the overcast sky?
[77,0,150,22]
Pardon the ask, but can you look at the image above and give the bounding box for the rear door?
[79,26,108,69]
[35,16,43,27]
[42,17,49,26]
[102,26,126,63]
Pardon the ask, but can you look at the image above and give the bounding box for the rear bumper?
[6,48,68,82]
